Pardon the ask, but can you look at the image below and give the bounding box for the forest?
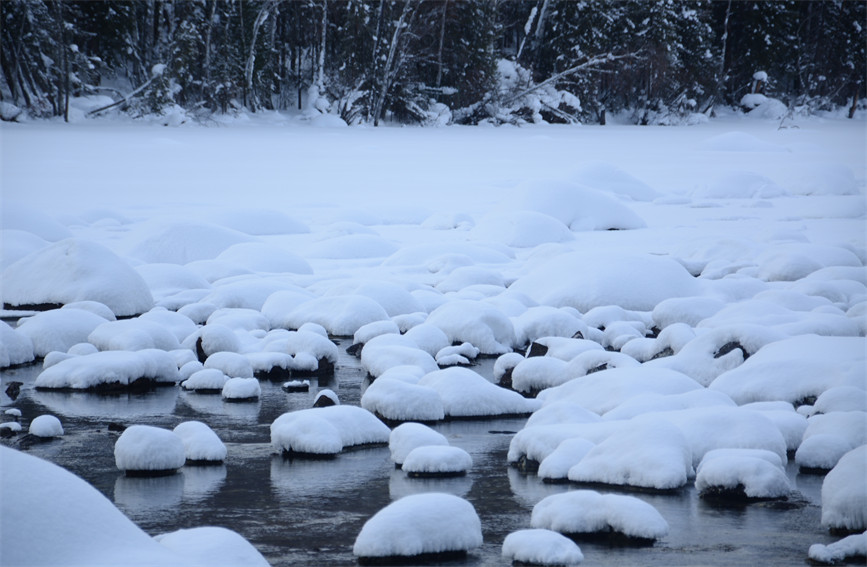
[1,0,865,126]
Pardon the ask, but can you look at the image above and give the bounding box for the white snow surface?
[821,445,867,531]
[502,529,583,565]
[531,490,669,540]
[808,531,867,565]
[402,445,473,475]
[172,421,227,462]
[695,448,792,498]
[15,308,109,357]
[34,349,180,389]
[114,425,186,473]
[221,377,261,400]
[271,405,390,455]
[417,367,541,418]
[154,526,270,567]
[29,414,64,437]
[389,422,450,465]
[353,493,482,558]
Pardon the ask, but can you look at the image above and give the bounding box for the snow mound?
[2,239,153,316]
[709,335,867,405]
[696,171,787,199]
[696,448,792,499]
[502,529,584,565]
[212,208,310,236]
[221,377,261,401]
[426,300,517,355]
[204,352,254,378]
[35,349,180,390]
[1,204,72,242]
[15,308,108,358]
[797,412,867,470]
[402,445,472,476]
[510,180,647,231]
[538,438,597,481]
[821,445,867,532]
[88,318,182,351]
[808,531,867,565]
[115,425,186,474]
[182,368,229,392]
[700,131,787,153]
[271,405,390,456]
[284,295,390,336]
[510,251,701,312]
[127,221,252,264]
[353,493,482,559]
[361,337,439,379]
[389,423,450,466]
[29,415,64,438]
[216,242,313,274]
[172,421,227,463]
[469,210,573,247]
[531,490,669,541]
[154,526,270,567]
[304,234,398,259]
[417,367,541,418]
[361,376,445,422]
[796,434,858,472]
[136,263,210,304]
[511,356,570,395]
[569,162,659,201]
[513,307,588,347]
[323,280,425,317]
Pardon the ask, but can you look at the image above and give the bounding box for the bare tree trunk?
[203,0,216,95]
[245,1,278,112]
[372,0,416,126]
[316,0,327,93]
[435,0,449,88]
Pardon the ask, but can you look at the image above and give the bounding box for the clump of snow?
[821,445,867,532]
[402,445,472,476]
[172,421,227,463]
[89,318,182,351]
[29,414,64,438]
[115,425,186,474]
[531,490,669,541]
[216,242,313,274]
[569,162,659,201]
[389,423,450,466]
[418,367,541,418]
[808,531,867,565]
[1,203,72,242]
[510,356,570,394]
[2,239,153,316]
[510,251,701,312]
[16,308,108,357]
[221,377,261,401]
[127,221,252,264]
[361,375,445,423]
[182,368,229,392]
[204,352,254,378]
[695,171,787,199]
[35,349,180,390]
[512,307,587,348]
[353,493,482,559]
[353,320,400,347]
[154,526,270,567]
[807,386,867,415]
[696,448,791,499]
[283,295,390,336]
[271,405,390,456]
[212,208,310,236]
[0,320,35,367]
[435,342,480,366]
[426,300,516,355]
[796,434,856,472]
[313,389,339,406]
[469,210,573,247]
[0,422,22,435]
[538,438,596,481]
[502,529,584,566]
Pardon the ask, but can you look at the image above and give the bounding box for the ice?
[388,422,450,466]
[353,493,482,559]
[821,445,867,532]
[695,448,792,499]
[114,425,186,474]
[15,308,108,357]
[502,528,584,565]
[530,490,669,541]
[34,349,180,389]
[28,414,64,438]
[510,251,701,312]
[808,531,867,565]
[425,299,517,355]
[221,377,261,401]
[271,405,390,455]
[2,239,153,316]
[402,445,473,476]
[172,421,227,463]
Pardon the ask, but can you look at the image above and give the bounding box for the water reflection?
[182,464,227,502]
[388,467,473,499]
[114,473,184,520]
[30,387,179,420]
[270,447,391,502]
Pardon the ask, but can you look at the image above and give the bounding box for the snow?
[172,421,227,463]
[221,377,261,401]
[271,405,390,455]
[114,425,186,474]
[15,308,108,357]
[808,531,867,565]
[1,238,153,316]
[388,422,450,465]
[88,318,182,351]
[530,490,669,541]
[0,446,263,567]
[361,375,445,422]
[402,445,473,476]
[283,295,390,336]
[34,349,180,389]
[425,299,517,355]
[417,367,541,418]
[502,529,584,566]
[29,414,64,438]
[695,448,792,499]
[353,493,482,559]
[181,368,229,392]
[821,445,867,532]
[204,352,254,378]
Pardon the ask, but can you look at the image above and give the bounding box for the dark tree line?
[1,0,864,125]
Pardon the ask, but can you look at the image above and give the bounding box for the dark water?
[0,341,841,566]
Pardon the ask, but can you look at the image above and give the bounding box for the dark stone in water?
[195,337,207,363]
[513,455,539,474]
[497,367,514,391]
[650,346,674,360]
[255,366,293,382]
[124,468,180,477]
[4,381,22,400]
[313,393,337,407]
[294,358,335,378]
[282,381,310,393]
[526,342,548,358]
[280,450,338,461]
[563,529,657,547]
[714,341,750,360]
[406,470,467,478]
[35,377,159,394]
[223,396,259,403]
[3,302,63,312]
[346,342,364,357]
[356,549,467,566]
[699,483,788,504]
[0,426,17,438]
[798,465,831,475]
[185,459,225,466]
[107,422,126,432]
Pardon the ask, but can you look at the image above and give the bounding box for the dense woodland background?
[1,0,865,125]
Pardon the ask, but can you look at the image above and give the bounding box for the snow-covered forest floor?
[1,111,865,566]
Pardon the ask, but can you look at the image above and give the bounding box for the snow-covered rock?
[172,421,227,463]
[696,448,792,500]
[502,529,584,566]
[353,493,482,560]
[417,367,540,418]
[402,445,472,477]
[115,425,186,475]
[221,377,261,401]
[0,320,35,367]
[15,308,108,358]
[154,526,270,567]
[821,445,867,533]
[389,423,450,466]
[361,376,445,423]
[808,531,867,565]
[34,349,180,390]
[426,299,517,355]
[181,368,229,392]
[270,405,390,456]
[29,414,64,438]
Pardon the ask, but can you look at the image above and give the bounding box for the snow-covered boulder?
[2,239,153,316]
[808,531,867,565]
[88,318,182,351]
[417,367,540,418]
[34,349,180,391]
[361,376,445,423]
[181,368,229,393]
[312,389,339,407]
[502,529,584,566]
[172,421,227,464]
[531,490,669,544]
[283,295,390,336]
[216,242,313,274]
[270,405,390,456]
[115,425,186,476]
[389,423,450,466]
[127,221,252,265]
[15,308,108,358]
[821,445,867,533]
[402,445,472,478]
[221,377,261,402]
[696,448,792,501]
[353,493,482,561]
[0,320,35,367]
[154,526,270,567]
[469,210,574,247]
[426,300,517,355]
[204,352,254,378]
[29,415,64,438]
